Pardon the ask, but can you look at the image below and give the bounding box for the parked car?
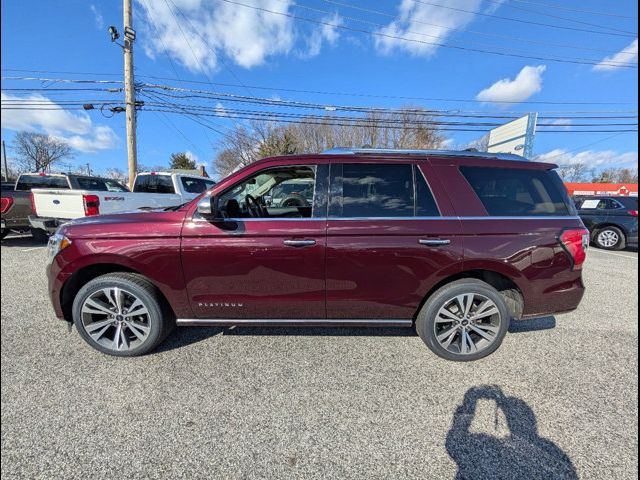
[573,195,638,250]
[1,183,33,239]
[46,148,588,361]
[29,172,215,235]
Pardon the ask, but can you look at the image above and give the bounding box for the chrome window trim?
[191,215,581,222]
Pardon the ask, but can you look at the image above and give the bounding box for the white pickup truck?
[29,172,215,235]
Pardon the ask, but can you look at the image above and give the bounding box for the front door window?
[217,166,316,219]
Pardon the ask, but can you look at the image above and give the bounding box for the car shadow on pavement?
[155,325,416,352]
[447,385,577,480]
[508,316,556,333]
[0,234,45,248]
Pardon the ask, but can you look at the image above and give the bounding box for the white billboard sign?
[487,113,537,158]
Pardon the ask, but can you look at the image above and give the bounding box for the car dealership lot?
[1,236,637,479]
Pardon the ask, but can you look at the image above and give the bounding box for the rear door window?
[329,163,441,218]
[460,167,574,216]
[15,175,70,191]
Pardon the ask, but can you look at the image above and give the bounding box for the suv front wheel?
[416,279,510,362]
[72,273,174,356]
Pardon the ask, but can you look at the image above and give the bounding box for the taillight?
[628,210,638,217]
[1,196,13,214]
[559,228,589,270]
[30,192,36,214]
[83,194,100,216]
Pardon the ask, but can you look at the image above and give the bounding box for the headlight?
[46,233,72,264]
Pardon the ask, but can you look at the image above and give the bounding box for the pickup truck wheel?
[594,226,625,250]
[30,228,49,243]
[72,273,174,357]
[416,279,510,362]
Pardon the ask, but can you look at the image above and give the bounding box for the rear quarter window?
[460,167,574,216]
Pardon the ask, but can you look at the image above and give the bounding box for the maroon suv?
[46,149,588,361]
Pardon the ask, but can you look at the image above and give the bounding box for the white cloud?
[374,0,483,56]
[476,65,546,103]
[535,149,638,168]
[90,4,104,29]
[0,92,118,152]
[214,102,228,117]
[138,0,303,71]
[593,38,638,71]
[304,13,343,58]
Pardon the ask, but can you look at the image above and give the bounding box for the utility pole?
[123,0,137,189]
[2,140,8,181]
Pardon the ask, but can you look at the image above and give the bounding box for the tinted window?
[180,177,215,194]
[415,166,440,216]
[76,177,128,192]
[461,167,573,216]
[618,197,638,209]
[134,175,175,194]
[330,164,414,218]
[15,175,69,191]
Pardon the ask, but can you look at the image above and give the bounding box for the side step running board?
[176,318,413,327]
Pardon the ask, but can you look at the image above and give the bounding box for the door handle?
[283,239,316,247]
[419,239,451,246]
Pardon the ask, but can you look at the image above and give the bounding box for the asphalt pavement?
[1,234,638,479]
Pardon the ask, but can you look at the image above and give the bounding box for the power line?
[409,0,637,37]
[319,0,637,56]
[4,71,638,108]
[484,0,637,33]
[490,0,637,20]
[139,82,639,119]
[279,0,636,59]
[211,0,636,68]
[536,132,634,160]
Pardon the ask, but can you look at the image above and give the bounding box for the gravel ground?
[1,234,638,479]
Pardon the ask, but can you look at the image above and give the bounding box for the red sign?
[564,183,638,197]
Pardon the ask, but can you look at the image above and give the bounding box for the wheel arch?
[415,269,525,321]
[60,263,176,322]
[591,222,628,238]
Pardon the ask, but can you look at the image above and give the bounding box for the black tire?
[593,226,626,250]
[30,227,49,243]
[72,273,175,357]
[415,279,511,362]
[1,229,8,239]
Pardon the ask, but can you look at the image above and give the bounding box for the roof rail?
[321,147,529,162]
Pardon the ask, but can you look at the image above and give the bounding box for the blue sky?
[1,0,638,179]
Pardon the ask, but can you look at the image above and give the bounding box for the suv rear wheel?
[416,279,510,362]
[594,226,625,250]
[72,273,174,356]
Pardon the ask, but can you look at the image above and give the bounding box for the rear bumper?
[29,215,67,234]
[521,275,585,319]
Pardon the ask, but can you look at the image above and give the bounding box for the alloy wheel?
[80,287,152,352]
[433,293,502,356]
[597,230,619,248]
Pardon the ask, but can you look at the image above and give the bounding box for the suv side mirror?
[197,195,222,220]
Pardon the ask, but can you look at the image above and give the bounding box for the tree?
[556,162,593,182]
[104,168,128,185]
[12,131,73,172]
[169,152,196,170]
[213,107,444,176]
[592,167,638,183]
